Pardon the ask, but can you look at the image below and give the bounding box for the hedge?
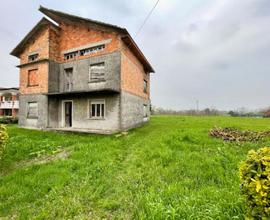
[240,147,270,219]
[0,116,18,124]
[0,124,8,159]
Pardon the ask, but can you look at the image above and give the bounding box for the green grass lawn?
[1,116,270,219]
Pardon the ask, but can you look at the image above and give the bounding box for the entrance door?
[64,101,72,127]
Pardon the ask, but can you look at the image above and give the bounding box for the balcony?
[0,101,19,109]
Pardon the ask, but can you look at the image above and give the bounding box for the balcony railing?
[0,101,19,109]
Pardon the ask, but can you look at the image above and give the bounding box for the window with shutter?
[89,63,105,82]
[27,102,38,118]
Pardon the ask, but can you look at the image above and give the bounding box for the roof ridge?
[39,5,127,33]
[10,17,58,57]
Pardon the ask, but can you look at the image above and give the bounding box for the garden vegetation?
[240,147,270,219]
[1,116,270,219]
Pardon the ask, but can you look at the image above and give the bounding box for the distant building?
[0,88,19,117]
[10,6,154,133]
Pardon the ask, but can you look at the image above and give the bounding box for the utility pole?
[196,100,199,112]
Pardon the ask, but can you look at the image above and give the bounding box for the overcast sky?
[1,0,270,110]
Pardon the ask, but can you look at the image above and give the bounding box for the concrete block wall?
[120,91,150,130]
[57,51,121,93]
[19,94,48,128]
[47,93,120,132]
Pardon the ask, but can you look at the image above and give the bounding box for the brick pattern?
[20,26,50,65]
[49,26,60,61]
[28,69,39,86]
[20,63,49,94]
[17,17,151,100]
[57,21,121,62]
[121,42,150,100]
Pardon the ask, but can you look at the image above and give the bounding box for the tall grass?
[1,116,270,219]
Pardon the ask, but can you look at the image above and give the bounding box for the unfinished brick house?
[10,6,154,133]
[0,88,19,117]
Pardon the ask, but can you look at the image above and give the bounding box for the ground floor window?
[27,102,38,118]
[89,100,105,119]
[3,109,12,116]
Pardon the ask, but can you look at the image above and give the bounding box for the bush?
[239,147,270,219]
[0,116,18,124]
[0,124,8,159]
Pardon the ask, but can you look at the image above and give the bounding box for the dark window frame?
[28,53,39,62]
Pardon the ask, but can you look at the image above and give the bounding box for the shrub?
[0,116,18,124]
[239,147,270,219]
[0,124,8,159]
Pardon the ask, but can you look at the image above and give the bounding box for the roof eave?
[121,35,155,73]
[10,17,59,58]
[39,5,127,34]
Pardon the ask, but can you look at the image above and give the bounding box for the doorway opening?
[63,101,73,127]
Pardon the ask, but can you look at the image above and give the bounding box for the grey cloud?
[0,0,270,110]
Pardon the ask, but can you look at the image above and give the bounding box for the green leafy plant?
[0,116,18,124]
[240,147,270,219]
[0,124,9,159]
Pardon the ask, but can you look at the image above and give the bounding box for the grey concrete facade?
[120,91,150,130]
[19,94,48,128]
[49,93,121,133]
[19,91,150,133]
[48,51,121,94]
[19,52,151,134]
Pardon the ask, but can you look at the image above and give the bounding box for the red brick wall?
[120,42,150,99]
[17,18,151,99]
[20,63,49,94]
[49,26,60,61]
[20,26,50,65]
[19,25,51,95]
[57,21,121,62]
[28,69,39,86]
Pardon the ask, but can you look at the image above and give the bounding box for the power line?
[134,0,160,38]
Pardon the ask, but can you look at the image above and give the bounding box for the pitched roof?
[39,6,127,34]
[11,6,155,73]
[0,87,19,91]
[10,17,59,57]
[39,6,154,73]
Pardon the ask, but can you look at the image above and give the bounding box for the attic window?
[64,44,105,60]
[80,44,105,56]
[64,51,78,60]
[28,53,39,62]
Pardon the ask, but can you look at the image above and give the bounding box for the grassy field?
[1,116,270,219]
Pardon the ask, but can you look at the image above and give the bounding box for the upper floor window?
[64,51,78,60]
[64,44,105,60]
[28,69,39,87]
[89,62,105,82]
[28,53,39,62]
[80,44,105,56]
[143,80,148,93]
[89,100,105,119]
